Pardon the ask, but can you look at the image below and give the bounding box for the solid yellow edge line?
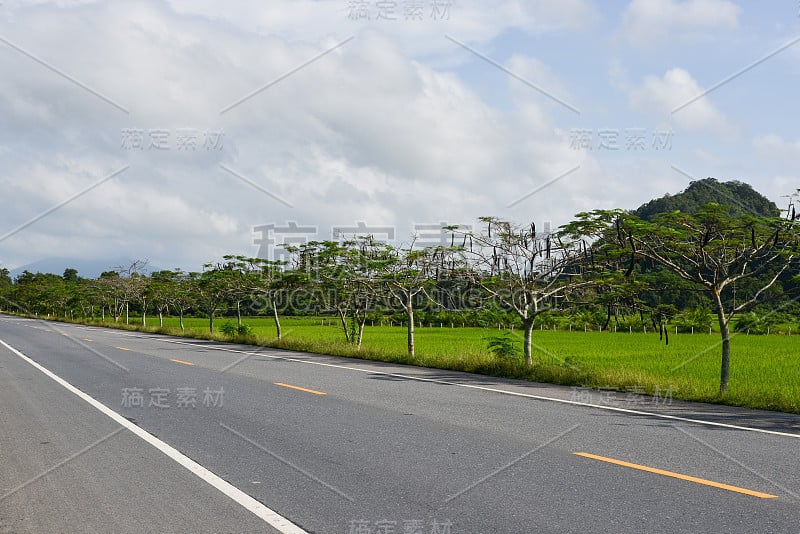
[573,452,777,499]
[273,382,326,395]
[170,358,195,366]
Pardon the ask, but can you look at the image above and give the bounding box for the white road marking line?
[0,338,307,534]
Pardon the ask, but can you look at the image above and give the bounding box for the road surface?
[1,314,799,533]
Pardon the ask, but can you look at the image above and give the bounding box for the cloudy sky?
[1,0,799,275]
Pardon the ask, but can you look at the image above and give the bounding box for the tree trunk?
[349,303,359,344]
[272,298,282,340]
[236,301,242,326]
[406,300,415,358]
[338,308,351,342]
[523,316,535,366]
[719,319,731,394]
[179,310,184,331]
[209,310,215,333]
[125,302,129,324]
[159,311,163,328]
[357,315,366,349]
[712,290,731,394]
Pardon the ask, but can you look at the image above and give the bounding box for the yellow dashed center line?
[573,452,778,499]
[115,347,130,351]
[273,382,326,395]
[83,339,93,342]
[170,358,195,366]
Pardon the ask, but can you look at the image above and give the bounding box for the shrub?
[675,307,714,333]
[486,332,519,360]
[219,321,238,336]
[733,312,775,335]
[220,321,253,337]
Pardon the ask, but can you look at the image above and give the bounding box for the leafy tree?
[377,242,448,358]
[66,277,91,320]
[194,265,231,333]
[287,239,379,348]
[569,202,799,392]
[220,255,261,327]
[93,271,124,322]
[63,268,79,283]
[12,272,65,317]
[288,241,342,336]
[632,178,782,311]
[0,268,12,311]
[253,258,289,339]
[148,270,181,328]
[156,269,194,330]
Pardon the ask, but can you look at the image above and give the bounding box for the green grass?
[28,314,800,414]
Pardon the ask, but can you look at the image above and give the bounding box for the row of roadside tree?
[2,201,799,392]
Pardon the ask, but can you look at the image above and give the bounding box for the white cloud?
[769,175,799,193]
[3,0,788,277]
[621,0,740,45]
[505,54,579,119]
[163,0,599,57]
[753,133,800,161]
[751,135,800,202]
[629,68,736,137]
[607,58,631,92]
[0,1,603,272]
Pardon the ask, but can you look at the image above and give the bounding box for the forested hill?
[632,178,780,220]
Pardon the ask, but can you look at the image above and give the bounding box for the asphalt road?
[1,314,799,533]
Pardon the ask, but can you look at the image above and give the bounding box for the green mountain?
[632,178,780,220]
[627,178,793,312]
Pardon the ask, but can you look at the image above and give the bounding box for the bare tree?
[114,260,149,325]
[459,217,591,366]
